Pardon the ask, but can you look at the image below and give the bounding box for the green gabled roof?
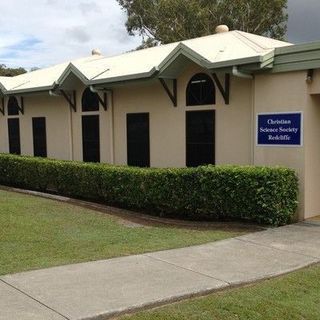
[0,30,291,95]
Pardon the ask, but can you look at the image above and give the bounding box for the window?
[32,117,47,157]
[127,113,150,167]
[82,115,100,162]
[7,96,20,115]
[82,87,100,112]
[186,110,215,167]
[8,118,21,155]
[186,73,215,106]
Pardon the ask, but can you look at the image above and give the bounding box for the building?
[0,25,320,220]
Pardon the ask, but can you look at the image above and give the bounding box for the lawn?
[120,264,320,320]
[0,190,245,275]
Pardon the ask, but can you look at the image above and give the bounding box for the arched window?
[81,87,99,112]
[7,96,20,115]
[186,73,215,106]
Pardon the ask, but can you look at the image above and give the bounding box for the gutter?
[89,85,99,93]
[49,89,61,97]
[232,66,253,79]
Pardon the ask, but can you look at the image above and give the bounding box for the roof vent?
[92,48,102,56]
[215,25,229,34]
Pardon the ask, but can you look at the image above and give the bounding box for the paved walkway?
[1,221,320,320]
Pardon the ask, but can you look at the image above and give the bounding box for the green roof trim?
[158,43,211,72]
[8,85,56,95]
[58,63,90,86]
[272,41,320,73]
[91,68,158,86]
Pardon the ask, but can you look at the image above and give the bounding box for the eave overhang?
[3,42,311,96]
[57,63,90,86]
[272,41,320,73]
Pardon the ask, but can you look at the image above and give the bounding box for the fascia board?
[57,63,90,86]
[7,85,55,95]
[207,55,264,69]
[158,43,211,73]
[271,60,320,73]
[275,42,320,56]
[89,68,158,86]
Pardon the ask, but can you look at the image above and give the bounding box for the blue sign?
[257,112,303,146]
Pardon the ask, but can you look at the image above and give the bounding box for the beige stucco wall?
[112,64,253,167]
[254,69,320,220]
[0,103,9,153]
[308,69,320,94]
[0,65,253,168]
[254,71,308,220]
[305,85,320,218]
[0,94,72,160]
[1,66,319,220]
[0,87,113,163]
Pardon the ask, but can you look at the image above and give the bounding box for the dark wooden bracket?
[159,78,177,107]
[97,92,107,111]
[19,97,24,115]
[60,90,77,112]
[0,97,5,115]
[212,73,230,105]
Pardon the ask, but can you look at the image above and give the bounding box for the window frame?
[81,87,100,112]
[186,73,216,106]
[7,96,20,116]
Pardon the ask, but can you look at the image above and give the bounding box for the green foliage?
[0,64,27,77]
[0,154,298,226]
[117,0,288,47]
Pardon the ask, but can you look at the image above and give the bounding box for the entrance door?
[186,110,215,167]
[8,118,21,155]
[32,117,47,157]
[127,113,150,167]
[82,115,100,163]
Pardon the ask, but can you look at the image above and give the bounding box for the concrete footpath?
[1,221,320,320]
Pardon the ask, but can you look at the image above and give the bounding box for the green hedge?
[0,154,299,226]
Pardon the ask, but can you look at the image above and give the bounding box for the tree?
[117,0,288,48]
[0,64,27,77]
[30,67,40,72]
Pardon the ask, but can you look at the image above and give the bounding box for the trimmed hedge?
[0,154,298,226]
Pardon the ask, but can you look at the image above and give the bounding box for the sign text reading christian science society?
[257,112,303,146]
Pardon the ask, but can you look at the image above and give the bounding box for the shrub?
[0,154,298,226]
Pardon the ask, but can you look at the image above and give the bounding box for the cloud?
[65,27,91,43]
[0,36,42,62]
[0,0,141,69]
[0,0,319,69]
[3,37,42,52]
[78,1,100,15]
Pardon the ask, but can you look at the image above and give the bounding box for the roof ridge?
[96,42,178,62]
[233,31,270,52]
[95,31,233,61]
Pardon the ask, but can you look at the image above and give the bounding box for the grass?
[120,264,320,320]
[0,190,244,275]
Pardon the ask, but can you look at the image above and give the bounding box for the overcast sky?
[0,0,319,69]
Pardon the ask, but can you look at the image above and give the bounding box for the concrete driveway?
[1,221,320,320]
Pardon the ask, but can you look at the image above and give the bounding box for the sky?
[0,0,319,69]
